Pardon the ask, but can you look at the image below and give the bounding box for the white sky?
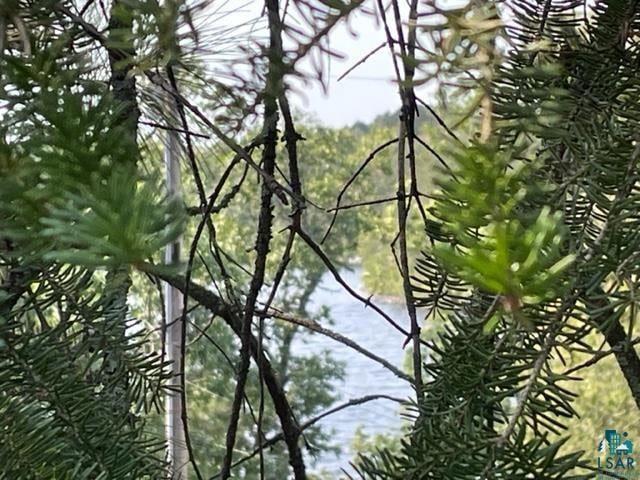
[222,0,431,127]
[289,8,404,127]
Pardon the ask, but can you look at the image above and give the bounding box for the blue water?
[291,269,415,477]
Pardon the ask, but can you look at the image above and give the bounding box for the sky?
[289,8,404,127]
[222,0,430,128]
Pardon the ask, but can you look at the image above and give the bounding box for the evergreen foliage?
[356,0,640,478]
[0,3,178,477]
[4,1,640,479]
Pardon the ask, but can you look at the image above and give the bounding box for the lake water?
[291,269,415,477]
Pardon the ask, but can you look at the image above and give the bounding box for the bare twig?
[337,42,385,81]
[294,224,422,343]
[415,135,457,177]
[385,0,423,391]
[264,307,412,382]
[327,195,415,212]
[221,1,307,477]
[321,138,398,244]
[496,324,557,446]
[495,293,581,446]
[165,67,206,480]
[415,96,461,143]
[210,394,404,479]
[144,267,306,480]
[563,336,640,377]
[139,120,210,139]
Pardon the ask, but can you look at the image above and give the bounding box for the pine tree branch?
[0,262,38,320]
[54,4,305,210]
[145,267,306,480]
[588,292,640,410]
